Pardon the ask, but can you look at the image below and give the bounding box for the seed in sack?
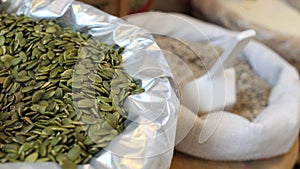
[0,14,144,169]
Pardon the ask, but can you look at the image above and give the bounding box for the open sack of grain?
[125,12,300,168]
[0,1,179,169]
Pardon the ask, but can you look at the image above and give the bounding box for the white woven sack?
[125,12,300,161]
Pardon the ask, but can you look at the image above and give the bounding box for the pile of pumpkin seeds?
[0,14,144,169]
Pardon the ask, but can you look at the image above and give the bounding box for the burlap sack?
[192,0,300,62]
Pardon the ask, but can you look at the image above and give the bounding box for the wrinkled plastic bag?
[0,2,179,169]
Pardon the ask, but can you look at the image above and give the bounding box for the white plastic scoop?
[181,30,256,113]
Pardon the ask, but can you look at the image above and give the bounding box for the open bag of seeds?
[0,1,179,169]
[125,12,300,162]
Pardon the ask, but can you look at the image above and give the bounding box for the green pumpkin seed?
[34,81,45,89]
[3,144,20,153]
[51,136,62,146]
[46,27,57,33]
[82,155,92,164]
[67,145,81,161]
[36,75,48,80]
[56,153,77,169]
[12,135,26,144]
[24,152,38,162]
[0,77,5,84]
[4,119,18,127]
[11,57,22,66]
[81,115,97,124]
[1,54,13,63]
[21,86,34,93]
[49,68,59,78]
[36,157,50,162]
[32,89,45,103]
[38,65,51,72]
[20,124,35,133]
[77,99,95,108]
[3,76,12,89]
[18,143,31,154]
[16,76,31,82]
[43,90,55,100]
[61,69,73,78]
[55,88,63,98]
[42,127,55,136]
[99,102,113,111]
[34,25,42,32]
[0,35,5,45]
[87,147,99,155]
[37,104,46,114]
[25,60,39,70]
[0,14,144,167]
[38,143,47,157]
[25,135,38,142]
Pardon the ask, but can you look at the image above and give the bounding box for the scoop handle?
[209,30,256,77]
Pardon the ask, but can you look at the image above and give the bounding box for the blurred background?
[78,0,192,16]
